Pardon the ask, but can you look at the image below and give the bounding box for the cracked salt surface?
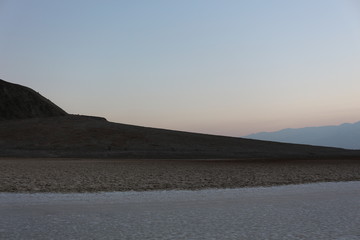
[1,181,360,240]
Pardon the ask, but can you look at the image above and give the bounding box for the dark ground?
[1,158,360,193]
[2,115,360,160]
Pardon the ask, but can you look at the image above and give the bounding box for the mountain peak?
[0,79,67,121]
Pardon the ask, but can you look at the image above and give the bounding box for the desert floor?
[1,158,360,192]
[1,182,360,239]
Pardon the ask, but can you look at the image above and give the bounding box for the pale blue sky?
[1,0,359,136]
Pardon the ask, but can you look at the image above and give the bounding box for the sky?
[0,0,360,136]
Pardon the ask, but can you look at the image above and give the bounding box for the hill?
[0,79,359,159]
[1,115,359,159]
[244,122,360,150]
[0,79,67,120]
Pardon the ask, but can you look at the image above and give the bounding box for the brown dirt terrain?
[1,158,360,193]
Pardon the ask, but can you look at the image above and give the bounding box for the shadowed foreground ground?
[1,158,360,193]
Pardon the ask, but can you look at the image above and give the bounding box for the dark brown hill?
[0,79,359,159]
[1,115,359,159]
[0,79,67,120]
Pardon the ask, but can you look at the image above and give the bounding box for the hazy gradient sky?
[1,0,359,136]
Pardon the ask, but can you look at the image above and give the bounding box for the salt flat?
[1,182,360,240]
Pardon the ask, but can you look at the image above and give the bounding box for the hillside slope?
[245,122,360,150]
[1,115,359,159]
[0,79,359,159]
[0,79,67,120]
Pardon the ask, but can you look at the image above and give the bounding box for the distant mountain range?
[245,122,360,150]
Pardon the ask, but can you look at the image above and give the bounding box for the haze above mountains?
[1,79,359,159]
[245,122,360,150]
